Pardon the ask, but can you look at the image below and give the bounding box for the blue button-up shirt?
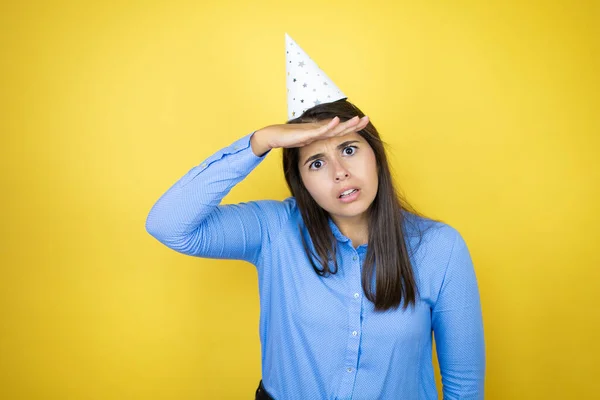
[146,132,485,399]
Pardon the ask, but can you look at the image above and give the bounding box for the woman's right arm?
[145,116,369,265]
[145,130,284,265]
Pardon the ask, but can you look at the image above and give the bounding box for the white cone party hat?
[286,33,347,120]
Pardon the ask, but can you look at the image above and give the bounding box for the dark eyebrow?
[303,140,360,166]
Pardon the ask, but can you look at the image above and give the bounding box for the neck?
[331,213,369,248]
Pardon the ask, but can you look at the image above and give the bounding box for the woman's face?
[298,130,379,224]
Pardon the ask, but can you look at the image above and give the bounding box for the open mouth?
[338,188,359,199]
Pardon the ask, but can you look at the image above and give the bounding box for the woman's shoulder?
[401,210,465,256]
[251,195,297,210]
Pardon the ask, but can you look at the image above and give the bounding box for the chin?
[329,200,372,220]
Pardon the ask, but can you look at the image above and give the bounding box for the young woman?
[145,99,485,399]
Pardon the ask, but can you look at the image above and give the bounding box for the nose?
[333,160,350,182]
[335,172,349,181]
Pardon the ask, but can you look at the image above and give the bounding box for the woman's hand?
[250,115,370,157]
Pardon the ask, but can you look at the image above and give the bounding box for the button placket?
[342,249,361,387]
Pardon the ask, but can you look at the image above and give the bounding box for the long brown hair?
[283,99,435,312]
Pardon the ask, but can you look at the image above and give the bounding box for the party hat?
[286,33,347,120]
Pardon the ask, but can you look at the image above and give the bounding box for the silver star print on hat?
[286,33,347,120]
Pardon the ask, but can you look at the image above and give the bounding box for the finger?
[358,115,369,128]
[305,116,341,140]
[289,117,338,147]
[335,116,369,136]
[331,115,365,136]
[353,115,370,131]
[323,116,341,132]
[328,116,360,136]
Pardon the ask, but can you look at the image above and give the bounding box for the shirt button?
[200,163,207,168]
[353,256,357,261]
[233,145,239,150]
[352,331,357,337]
[353,293,359,299]
[347,367,353,373]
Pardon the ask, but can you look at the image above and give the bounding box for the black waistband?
[255,380,275,400]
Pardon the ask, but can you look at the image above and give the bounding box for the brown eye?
[343,146,357,156]
[310,160,323,170]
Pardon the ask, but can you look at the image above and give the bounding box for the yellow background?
[1,0,598,398]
